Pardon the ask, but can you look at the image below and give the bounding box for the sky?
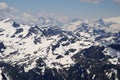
[0,0,120,23]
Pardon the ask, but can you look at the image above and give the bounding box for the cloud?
[0,2,37,24]
[0,2,18,20]
[80,0,102,3]
[0,2,8,10]
[0,2,18,14]
[0,2,69,25]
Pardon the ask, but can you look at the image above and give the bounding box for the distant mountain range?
[0,17,120,80]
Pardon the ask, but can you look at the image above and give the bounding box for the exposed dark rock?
[65,49,76,55]
[62,42,70,46]
[56,55,63,59]
[34,37,41,44]
[12,22,20,27]
[0,28,5,32]
[15,28,23,34]
[0,42,6,53]
[52,43,60,51]
[11,28,23,37]
[108,44,120,51]
[82,46,105,59]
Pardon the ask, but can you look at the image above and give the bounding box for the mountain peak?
[2,18,14,23]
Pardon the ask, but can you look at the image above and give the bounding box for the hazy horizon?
[0,0,120,24]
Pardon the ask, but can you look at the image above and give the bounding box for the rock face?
[0,42,6,53]
[0,18,120,80]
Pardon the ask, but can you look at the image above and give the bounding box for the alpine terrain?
[0,17,120,80]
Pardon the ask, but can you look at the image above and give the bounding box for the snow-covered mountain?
[104,17,120,24]
[0,17,120,80]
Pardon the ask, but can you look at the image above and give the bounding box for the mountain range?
[0,17,120,80]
